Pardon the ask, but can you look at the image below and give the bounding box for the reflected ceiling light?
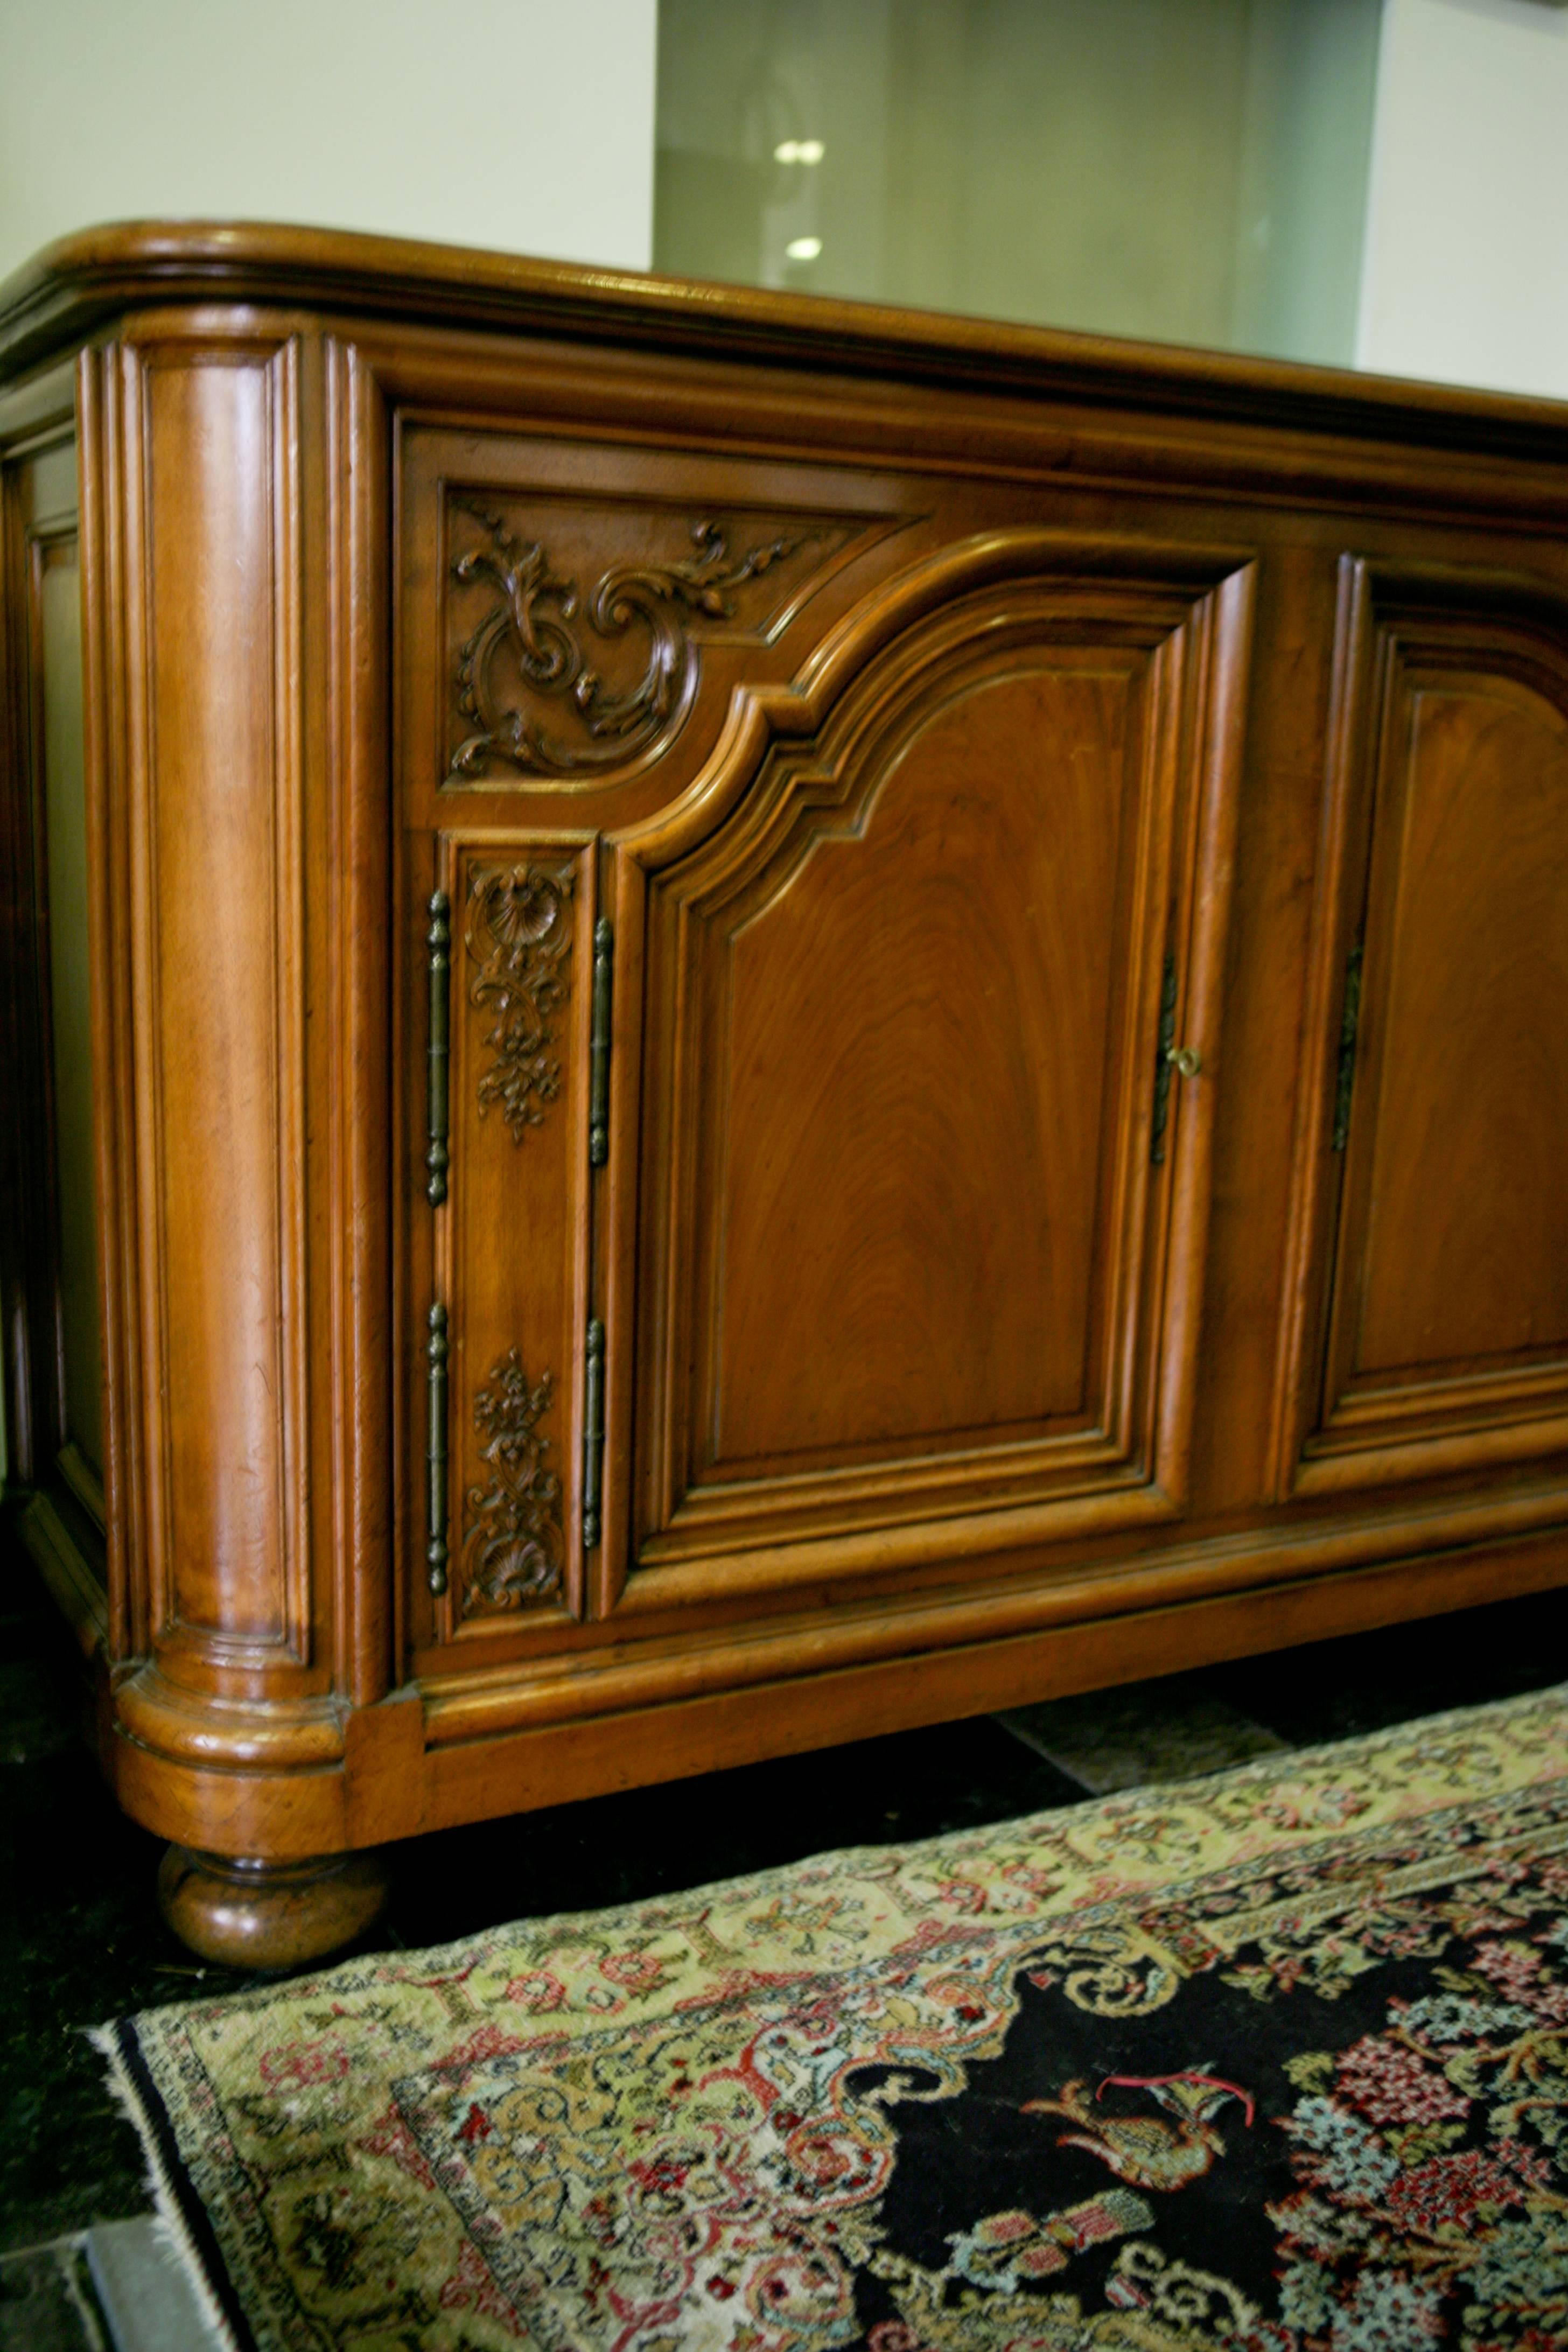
[786,236,823,261]
[774,139,825,165]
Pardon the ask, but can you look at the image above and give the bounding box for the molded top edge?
[3,217,1567,463]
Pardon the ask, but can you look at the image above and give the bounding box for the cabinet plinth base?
[157,1845,389,1971]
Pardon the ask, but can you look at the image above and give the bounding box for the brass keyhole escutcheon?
[1165,1042,1203,1080]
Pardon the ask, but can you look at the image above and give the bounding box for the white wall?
[1357,0,1568,398]
[0,0,659,287]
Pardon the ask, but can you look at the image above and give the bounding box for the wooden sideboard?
[3,225,1566,1968]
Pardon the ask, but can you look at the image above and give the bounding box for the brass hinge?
[426,1301,449,1595]
[426,890,451,1205]
[582,1317,606,1553]
[589,917,613,1168]
[1331,942,1363,1153]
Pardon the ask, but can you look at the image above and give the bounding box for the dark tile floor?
[2,1542,1564,2274]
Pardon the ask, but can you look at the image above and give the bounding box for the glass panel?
[655,0,1381,368]
[38,537,104,1487]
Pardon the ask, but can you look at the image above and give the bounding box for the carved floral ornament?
[447,498,816,783]
[465,860,575,1142]
[460,1348,563,1615]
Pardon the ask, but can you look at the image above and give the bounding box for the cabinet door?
[619,535,1255,1605]
[1273,558,1568,1497]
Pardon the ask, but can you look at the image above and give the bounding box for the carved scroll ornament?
[460,1348,563,1615]
[466,861,574,1142]
[449,500,810,782]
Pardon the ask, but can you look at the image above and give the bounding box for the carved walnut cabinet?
[2,226,1565,1965]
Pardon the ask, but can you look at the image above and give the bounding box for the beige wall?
[1357,0,1568,398]
[0,0,657,286]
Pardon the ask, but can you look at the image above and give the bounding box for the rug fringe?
[86,2022,245,2352]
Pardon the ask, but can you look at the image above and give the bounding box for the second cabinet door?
[1275,557,1568,1499]
[621,535,1256,1604]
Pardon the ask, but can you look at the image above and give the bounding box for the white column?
[1357,0,1568,400]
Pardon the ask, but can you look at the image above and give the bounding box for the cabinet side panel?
[37,535,102,1482]
[1,450,65,1490]
[138,351,304,1652]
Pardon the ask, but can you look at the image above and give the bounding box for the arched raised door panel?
[617,533,1256,1608]
[1272,558,1568,1500]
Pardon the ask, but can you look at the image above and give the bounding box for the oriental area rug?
[96,1686,1568,2352]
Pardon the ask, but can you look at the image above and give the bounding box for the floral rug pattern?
[101,1686,1568,2350]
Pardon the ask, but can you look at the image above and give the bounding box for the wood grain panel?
[1273,560,1568,1496]
[1352,680,1568,1375]
[714,657,1130,1464]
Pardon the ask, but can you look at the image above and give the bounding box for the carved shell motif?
[460,1348,563,1615]
[447,499,813,783]
[465,862,575,1142]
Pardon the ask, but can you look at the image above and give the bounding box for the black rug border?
[110,2014,261,2352]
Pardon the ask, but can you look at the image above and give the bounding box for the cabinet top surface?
[4,217,1568,467]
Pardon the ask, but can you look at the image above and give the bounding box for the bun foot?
[157,1845,390,1971]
